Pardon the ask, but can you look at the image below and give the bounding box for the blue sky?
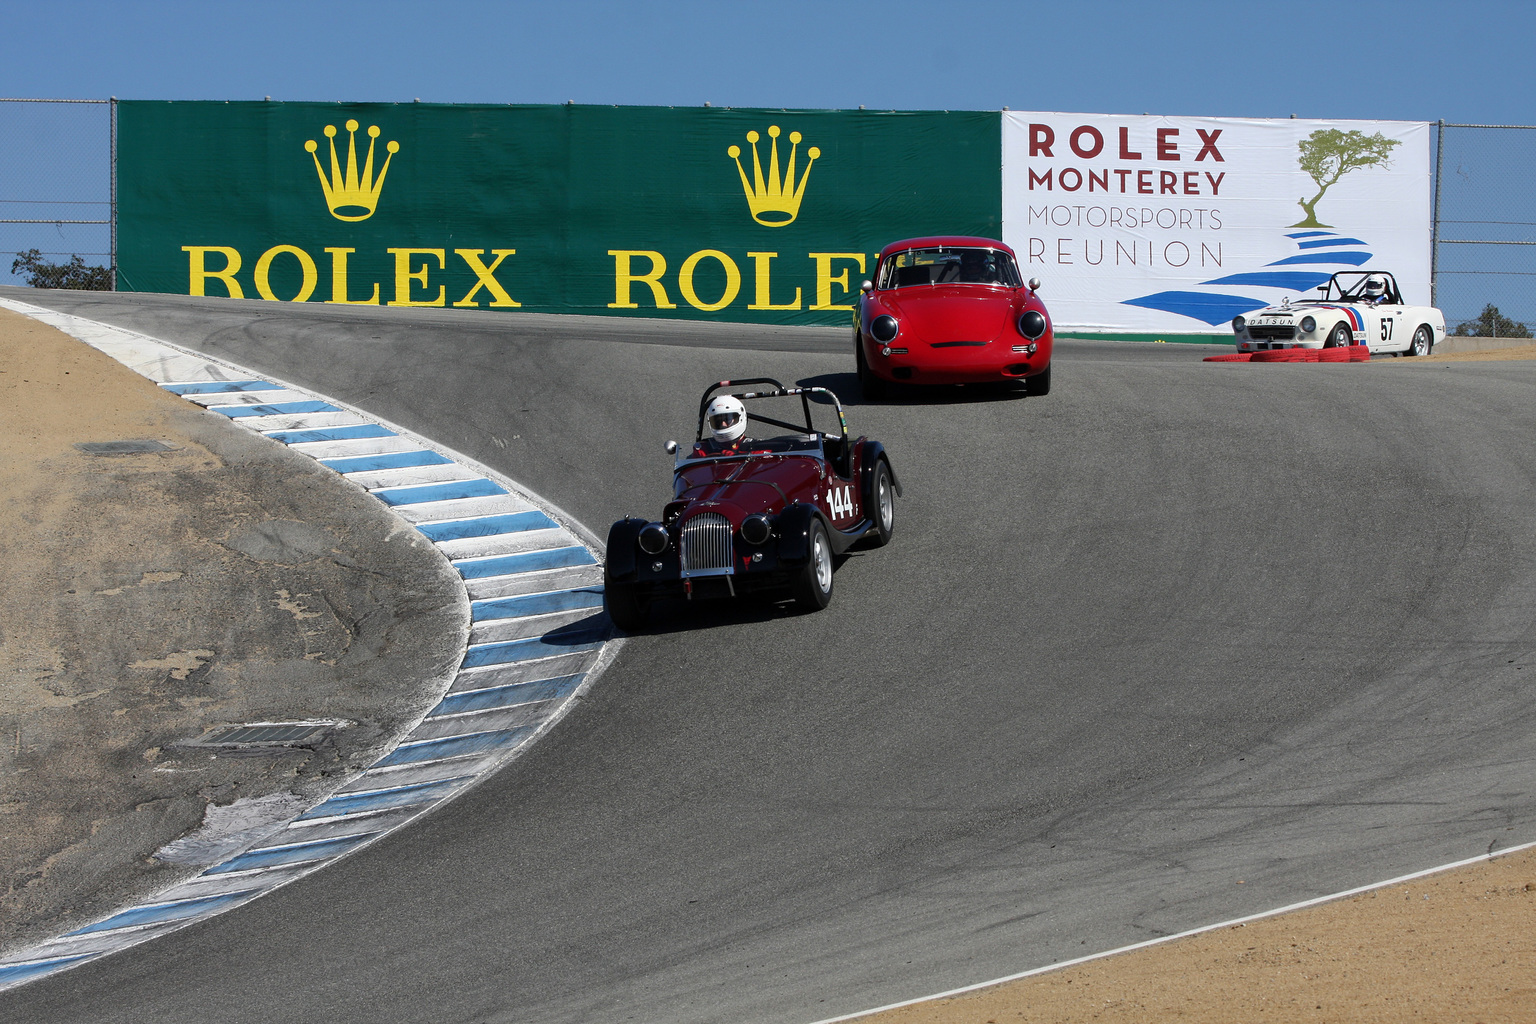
[4,0,1532,121]
[4,0,1533,318]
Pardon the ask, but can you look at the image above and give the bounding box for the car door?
[1371,301,1407,352]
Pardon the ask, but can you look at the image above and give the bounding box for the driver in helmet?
[1361,276,1389,305]
[694,394,752,455]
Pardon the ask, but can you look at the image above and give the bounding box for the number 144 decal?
[827,485,854,518]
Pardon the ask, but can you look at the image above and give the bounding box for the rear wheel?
[865,459,895,548]
[1408,325,1433,357]
[1324,323,1352,349]
[791,520,834,612]
[856,333,888,401]
[1024,363,1052,396]
[604,581,647,632]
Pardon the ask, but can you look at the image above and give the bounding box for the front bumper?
[866,337,1053,384]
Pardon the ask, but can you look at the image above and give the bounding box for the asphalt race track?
[5,289,1536,1024]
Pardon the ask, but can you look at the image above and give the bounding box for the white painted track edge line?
[802,836,1536,1024]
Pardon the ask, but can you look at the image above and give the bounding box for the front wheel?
[864,459,895,548]
[856,333,888,401]
[791,519,835,612]
[604,581,647,632]
[1024,363,1051,396]
[1324,323,1352,349]
[1408,325,1433,357]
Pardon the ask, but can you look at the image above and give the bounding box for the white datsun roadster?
[1231,272,1446,356]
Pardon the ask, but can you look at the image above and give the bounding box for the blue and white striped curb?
[0,297,621,990]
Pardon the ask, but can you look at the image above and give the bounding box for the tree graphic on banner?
[1293,129,1401,228]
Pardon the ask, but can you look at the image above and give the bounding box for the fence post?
[109,97,116,291]
[1431,119,1444,310]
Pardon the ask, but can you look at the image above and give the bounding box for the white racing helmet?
[1363,276,1386,299]
[706,395,747,443]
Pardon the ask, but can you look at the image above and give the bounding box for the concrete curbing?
[0,296,621,990]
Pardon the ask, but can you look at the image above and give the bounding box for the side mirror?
[664,440,678,454]
[1027,277,1042,292]
[860,280,874,293]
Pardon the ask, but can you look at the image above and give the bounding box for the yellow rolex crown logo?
[304,120,400,222]
[728,125,820,227]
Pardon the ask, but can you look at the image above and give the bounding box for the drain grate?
[75,440,176,456]
[191,722,340,748]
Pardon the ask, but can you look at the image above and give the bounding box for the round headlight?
[637,523,669,555]
[870,315,899,343]
[1017,310,1047,340]
[740,514,772,546]
[1232,316,1246,331]
[1299,316,1316,334]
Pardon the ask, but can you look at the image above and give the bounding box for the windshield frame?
[877,246,1022,290]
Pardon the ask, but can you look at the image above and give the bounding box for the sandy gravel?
[1386,342,1536,362]
[0,306,465,955]
[843,846,1536,1024]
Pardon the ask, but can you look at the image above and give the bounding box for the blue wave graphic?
[1122,291,1269,324]
[1121,230,1377,327]
[1205,271,1334,290]
[1266,251,1372,267]
[1297,237,1366,249]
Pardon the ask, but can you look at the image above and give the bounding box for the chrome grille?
[680,512,734,577]
[1248,325,1297,341]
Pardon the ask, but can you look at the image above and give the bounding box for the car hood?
[673,454,823,517]
[1248,301,1351,319]
[885,287,1015,344]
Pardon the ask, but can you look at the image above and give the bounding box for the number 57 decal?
[1380,317,1395,342]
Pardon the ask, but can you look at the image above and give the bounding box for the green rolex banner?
[116,101,1001,325]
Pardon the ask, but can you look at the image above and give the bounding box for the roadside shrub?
[10,249,113,290]
[1453,303,1532,339]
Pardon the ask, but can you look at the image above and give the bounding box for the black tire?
[1024,362,1051,396]
[1408,325,1433,357]
[1324,323,1352,349]
[856,332,888,401]
[864,458,895,548]
[604,581,647,632]
[791,519,834,612]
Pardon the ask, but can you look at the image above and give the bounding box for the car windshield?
[879,247,1021,289]
[677,433,824,466]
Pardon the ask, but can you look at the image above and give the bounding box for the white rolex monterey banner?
[1001,112,1432,336]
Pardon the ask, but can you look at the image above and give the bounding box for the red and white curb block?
[1205,345,1371,363]
[0,298,619,990]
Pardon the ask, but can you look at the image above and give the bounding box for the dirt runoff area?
[1387,341,1536,362]
[0,305,465,955]
[848,847,1536,1024]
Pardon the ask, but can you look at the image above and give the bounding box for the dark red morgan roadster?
[603,379,899,631]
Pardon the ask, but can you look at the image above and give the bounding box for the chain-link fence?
[1433,122,1536,339]
[2,100,1532,331]
[0,98,114,287]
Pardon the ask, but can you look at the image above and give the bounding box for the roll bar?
[694,379,849,444]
